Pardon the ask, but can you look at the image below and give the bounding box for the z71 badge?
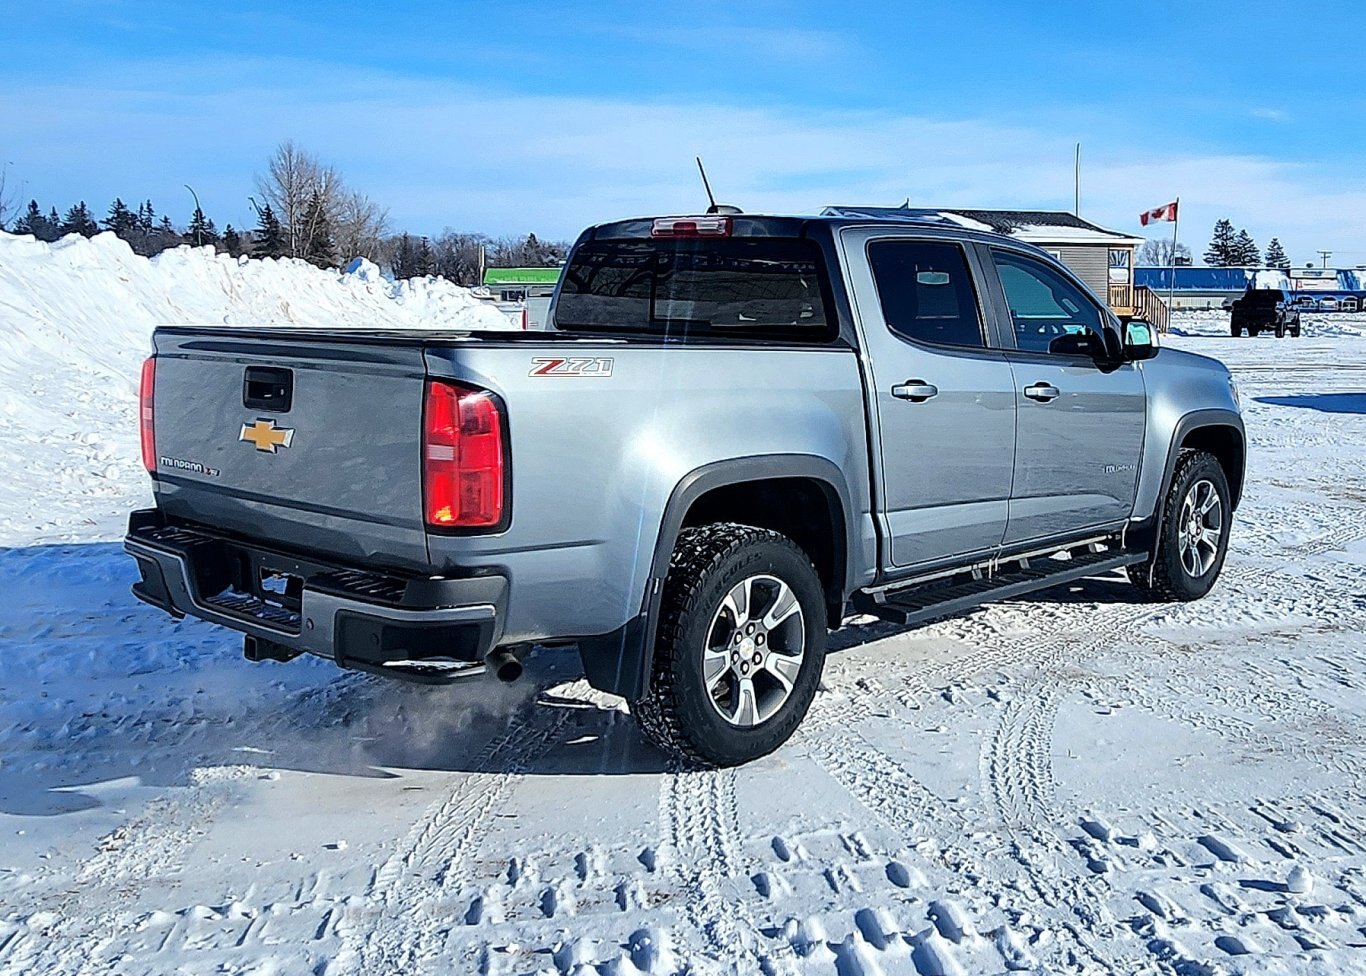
[529,357,614,378]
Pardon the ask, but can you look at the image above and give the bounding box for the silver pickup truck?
[125,211,1244,766]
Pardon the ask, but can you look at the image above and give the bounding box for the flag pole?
[1166,197,1180,328]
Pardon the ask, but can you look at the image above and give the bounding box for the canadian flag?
[1140,201,1178,225]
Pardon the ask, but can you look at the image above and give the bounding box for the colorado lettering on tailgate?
[528,357,614,377]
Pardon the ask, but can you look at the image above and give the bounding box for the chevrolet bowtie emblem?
[239,418,295,453]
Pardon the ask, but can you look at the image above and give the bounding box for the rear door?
[840,228,1017,570]
[982,247,1146,545]
[150,330,433,572]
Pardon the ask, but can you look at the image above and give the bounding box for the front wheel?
[1290,323,1302,337]
[1129,450,1232,602]
[631,523,827,767]
[1275,321,1286,338]
[1230,323,1241,337]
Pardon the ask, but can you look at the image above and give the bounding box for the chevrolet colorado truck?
[125,211,1245,767]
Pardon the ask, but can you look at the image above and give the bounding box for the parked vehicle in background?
[1292,295,1319,313]
[1318,296,1340,313]
[125,211,1245,766]
[1342,297,1360,313]
[1230,288,1300,338]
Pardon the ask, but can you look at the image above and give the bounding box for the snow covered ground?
[0,231,510,548]
[1,248,1365,975]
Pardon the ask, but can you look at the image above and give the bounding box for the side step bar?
[852,545,1148,627]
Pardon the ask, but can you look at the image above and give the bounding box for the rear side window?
[554,238,833,340]
[866,240,985,348]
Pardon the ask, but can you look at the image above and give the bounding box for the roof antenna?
[696,156,742,215]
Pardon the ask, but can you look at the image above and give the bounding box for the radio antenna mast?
[696,157,719,213]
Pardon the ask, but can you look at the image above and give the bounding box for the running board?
[852,547,1148,627]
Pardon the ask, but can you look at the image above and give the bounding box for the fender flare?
[577,454,856,700]
[1133,408,1245,557]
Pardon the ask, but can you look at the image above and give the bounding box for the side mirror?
[1122,320,1159,361]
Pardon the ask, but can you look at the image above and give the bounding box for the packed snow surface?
[1,255,1365,975]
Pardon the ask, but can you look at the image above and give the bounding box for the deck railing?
[1107,284,1133,309]
[1133,285,1171,334]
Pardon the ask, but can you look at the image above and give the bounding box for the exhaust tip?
[486,647,524,683]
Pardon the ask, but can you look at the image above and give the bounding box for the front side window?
[866,240,985,348]
[992,250,1104,354]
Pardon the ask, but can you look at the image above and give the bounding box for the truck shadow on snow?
[0,544,1148,814]
[1254,393,1366,414]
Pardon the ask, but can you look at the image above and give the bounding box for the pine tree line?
[1,140,571,282]
[1202,219,1292,269]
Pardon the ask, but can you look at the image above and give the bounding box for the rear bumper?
[123,509,508,681]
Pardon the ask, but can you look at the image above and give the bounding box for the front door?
[840,230,1017,570]
[987,247,1147,545]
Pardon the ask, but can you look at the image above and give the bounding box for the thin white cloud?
[1,60,1360,264]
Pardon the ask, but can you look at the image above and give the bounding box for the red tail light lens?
[651,216,732,238]
[423,381,505,529]
[139,357,156,474]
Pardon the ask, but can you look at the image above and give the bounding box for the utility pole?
[1317,250,1332,269]
[184,184,202,247]
[1074,143,1081,216]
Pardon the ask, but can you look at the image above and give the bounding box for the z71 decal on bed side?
[529,357,615,377]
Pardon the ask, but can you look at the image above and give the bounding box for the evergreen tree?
[138,201,156,235]
[1264,238,1289,269]
[253,204,285,258]
[391,234,419,278]
[13,200,60,241]
[1203,218,1237,267]
[302,190,335,267]
[186,206,219,247]
[1232,229,1260,266]
[103,198,138,239]
[416,236,435,276]
[61,201,99,237]
[222,224,243,257]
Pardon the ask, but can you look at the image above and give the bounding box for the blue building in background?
[1136,267,1366,310]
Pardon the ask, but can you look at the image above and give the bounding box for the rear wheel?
[631,523,827,767]
[1229,323,1241,337]
[1129,450,1231,602]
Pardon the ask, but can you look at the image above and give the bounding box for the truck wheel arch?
[1132,411,1245,559]
[577,455,856,701]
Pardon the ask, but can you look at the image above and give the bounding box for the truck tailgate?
[150,330,432,572]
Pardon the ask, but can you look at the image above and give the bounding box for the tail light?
[423,380,505,529]
[139,357,156,474]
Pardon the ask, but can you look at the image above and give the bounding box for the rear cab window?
[554,237,835,341]
[865,240,986,348]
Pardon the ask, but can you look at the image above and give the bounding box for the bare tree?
[335,189,390,263]
[0,162,18,231]
[1137,237,1192,267]
[255,141,339,260]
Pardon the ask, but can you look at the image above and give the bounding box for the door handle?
[1023,382,1061,402]
[891,381,938,402]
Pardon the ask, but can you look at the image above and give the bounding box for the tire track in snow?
[0,765,258,976]
[337,690,578,975]
[658,763,794,976]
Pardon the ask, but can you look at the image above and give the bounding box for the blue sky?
[3,0,1364,264]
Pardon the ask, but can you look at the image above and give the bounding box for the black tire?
[1275,321,1286,338]
[1229,323,1240,337]
[631,523,827,768]
[1290,324,1301,337]
[1128,449,1232,602]
[1249,327,1260,337]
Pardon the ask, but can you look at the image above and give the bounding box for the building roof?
[821,206,1144,246]
[483,267,561,286]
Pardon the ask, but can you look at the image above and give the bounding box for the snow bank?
[0,231,511,545]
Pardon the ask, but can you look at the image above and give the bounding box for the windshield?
[553,237,834,340]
